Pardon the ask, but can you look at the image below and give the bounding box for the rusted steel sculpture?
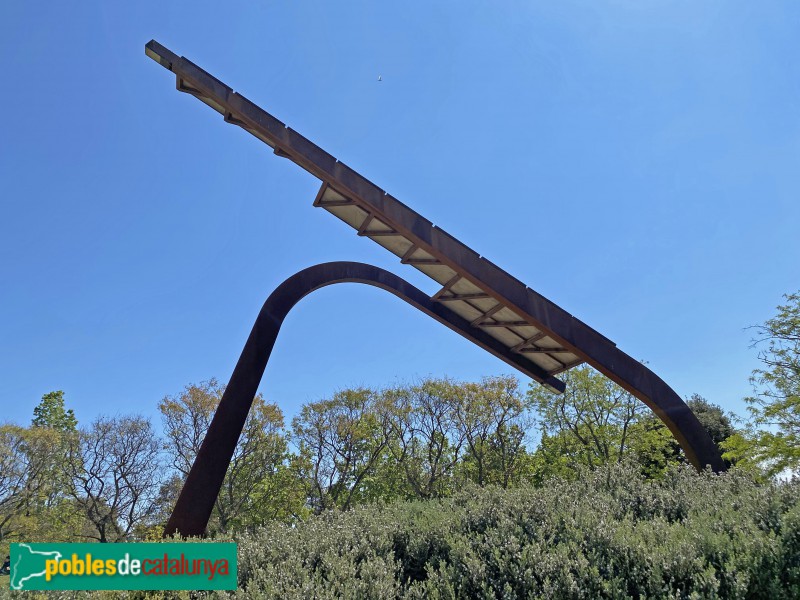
[145,40,726,536]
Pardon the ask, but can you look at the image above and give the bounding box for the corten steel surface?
[145,40,726,479]
[165,261,566,536]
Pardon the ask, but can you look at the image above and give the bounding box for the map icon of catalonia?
[10,544,62,590]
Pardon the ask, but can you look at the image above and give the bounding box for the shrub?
[2,464,797,599]
[225,464,800,599]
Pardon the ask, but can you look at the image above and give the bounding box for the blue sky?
[1,1,798,430]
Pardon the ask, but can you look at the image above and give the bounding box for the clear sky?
[2,1,798,430]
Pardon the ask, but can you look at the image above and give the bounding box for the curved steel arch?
[165,262,723,537]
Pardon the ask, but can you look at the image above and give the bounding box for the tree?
[451,376,533,488]
[292,388,390,511]
[527,366,674,478]
[66,415,162,542]
[140,474,184,539]
[686,394,736,448]
[382,379,464,499]
[159,380,303,532]
[31,391,77,432]
[159,379,221,477]
[726,292,800,475]
[633,394,736,474]
[215,399,303,530]
[0,425,39,544]
[0,393,85,547]
[28,391,79,518]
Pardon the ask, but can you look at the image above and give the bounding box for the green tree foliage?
[294,377,539,508]
[382,379,463,500]
[293,388,391,511]
[220,400,307,530]
[687,393,736,447]
[727,292,800,475]
[0,425,42,544]
[29,391,79,501]
[0,393,85,552]
[451,375,533,488]
[635,394,737,474]
[159,380,221,477]
[527,366,676,479]
[31,390,77,432]
[159,380,304,532]
[1,370,755,553]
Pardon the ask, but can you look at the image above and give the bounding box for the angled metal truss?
[145,41,726,535]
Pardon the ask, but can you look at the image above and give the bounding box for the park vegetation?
[0,291,798,597]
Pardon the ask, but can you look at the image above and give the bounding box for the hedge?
[4,464,798,599]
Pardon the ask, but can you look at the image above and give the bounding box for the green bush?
[224,464,799,599]
[2,464,798,599]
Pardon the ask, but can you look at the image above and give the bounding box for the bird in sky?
[378,75,382,82]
